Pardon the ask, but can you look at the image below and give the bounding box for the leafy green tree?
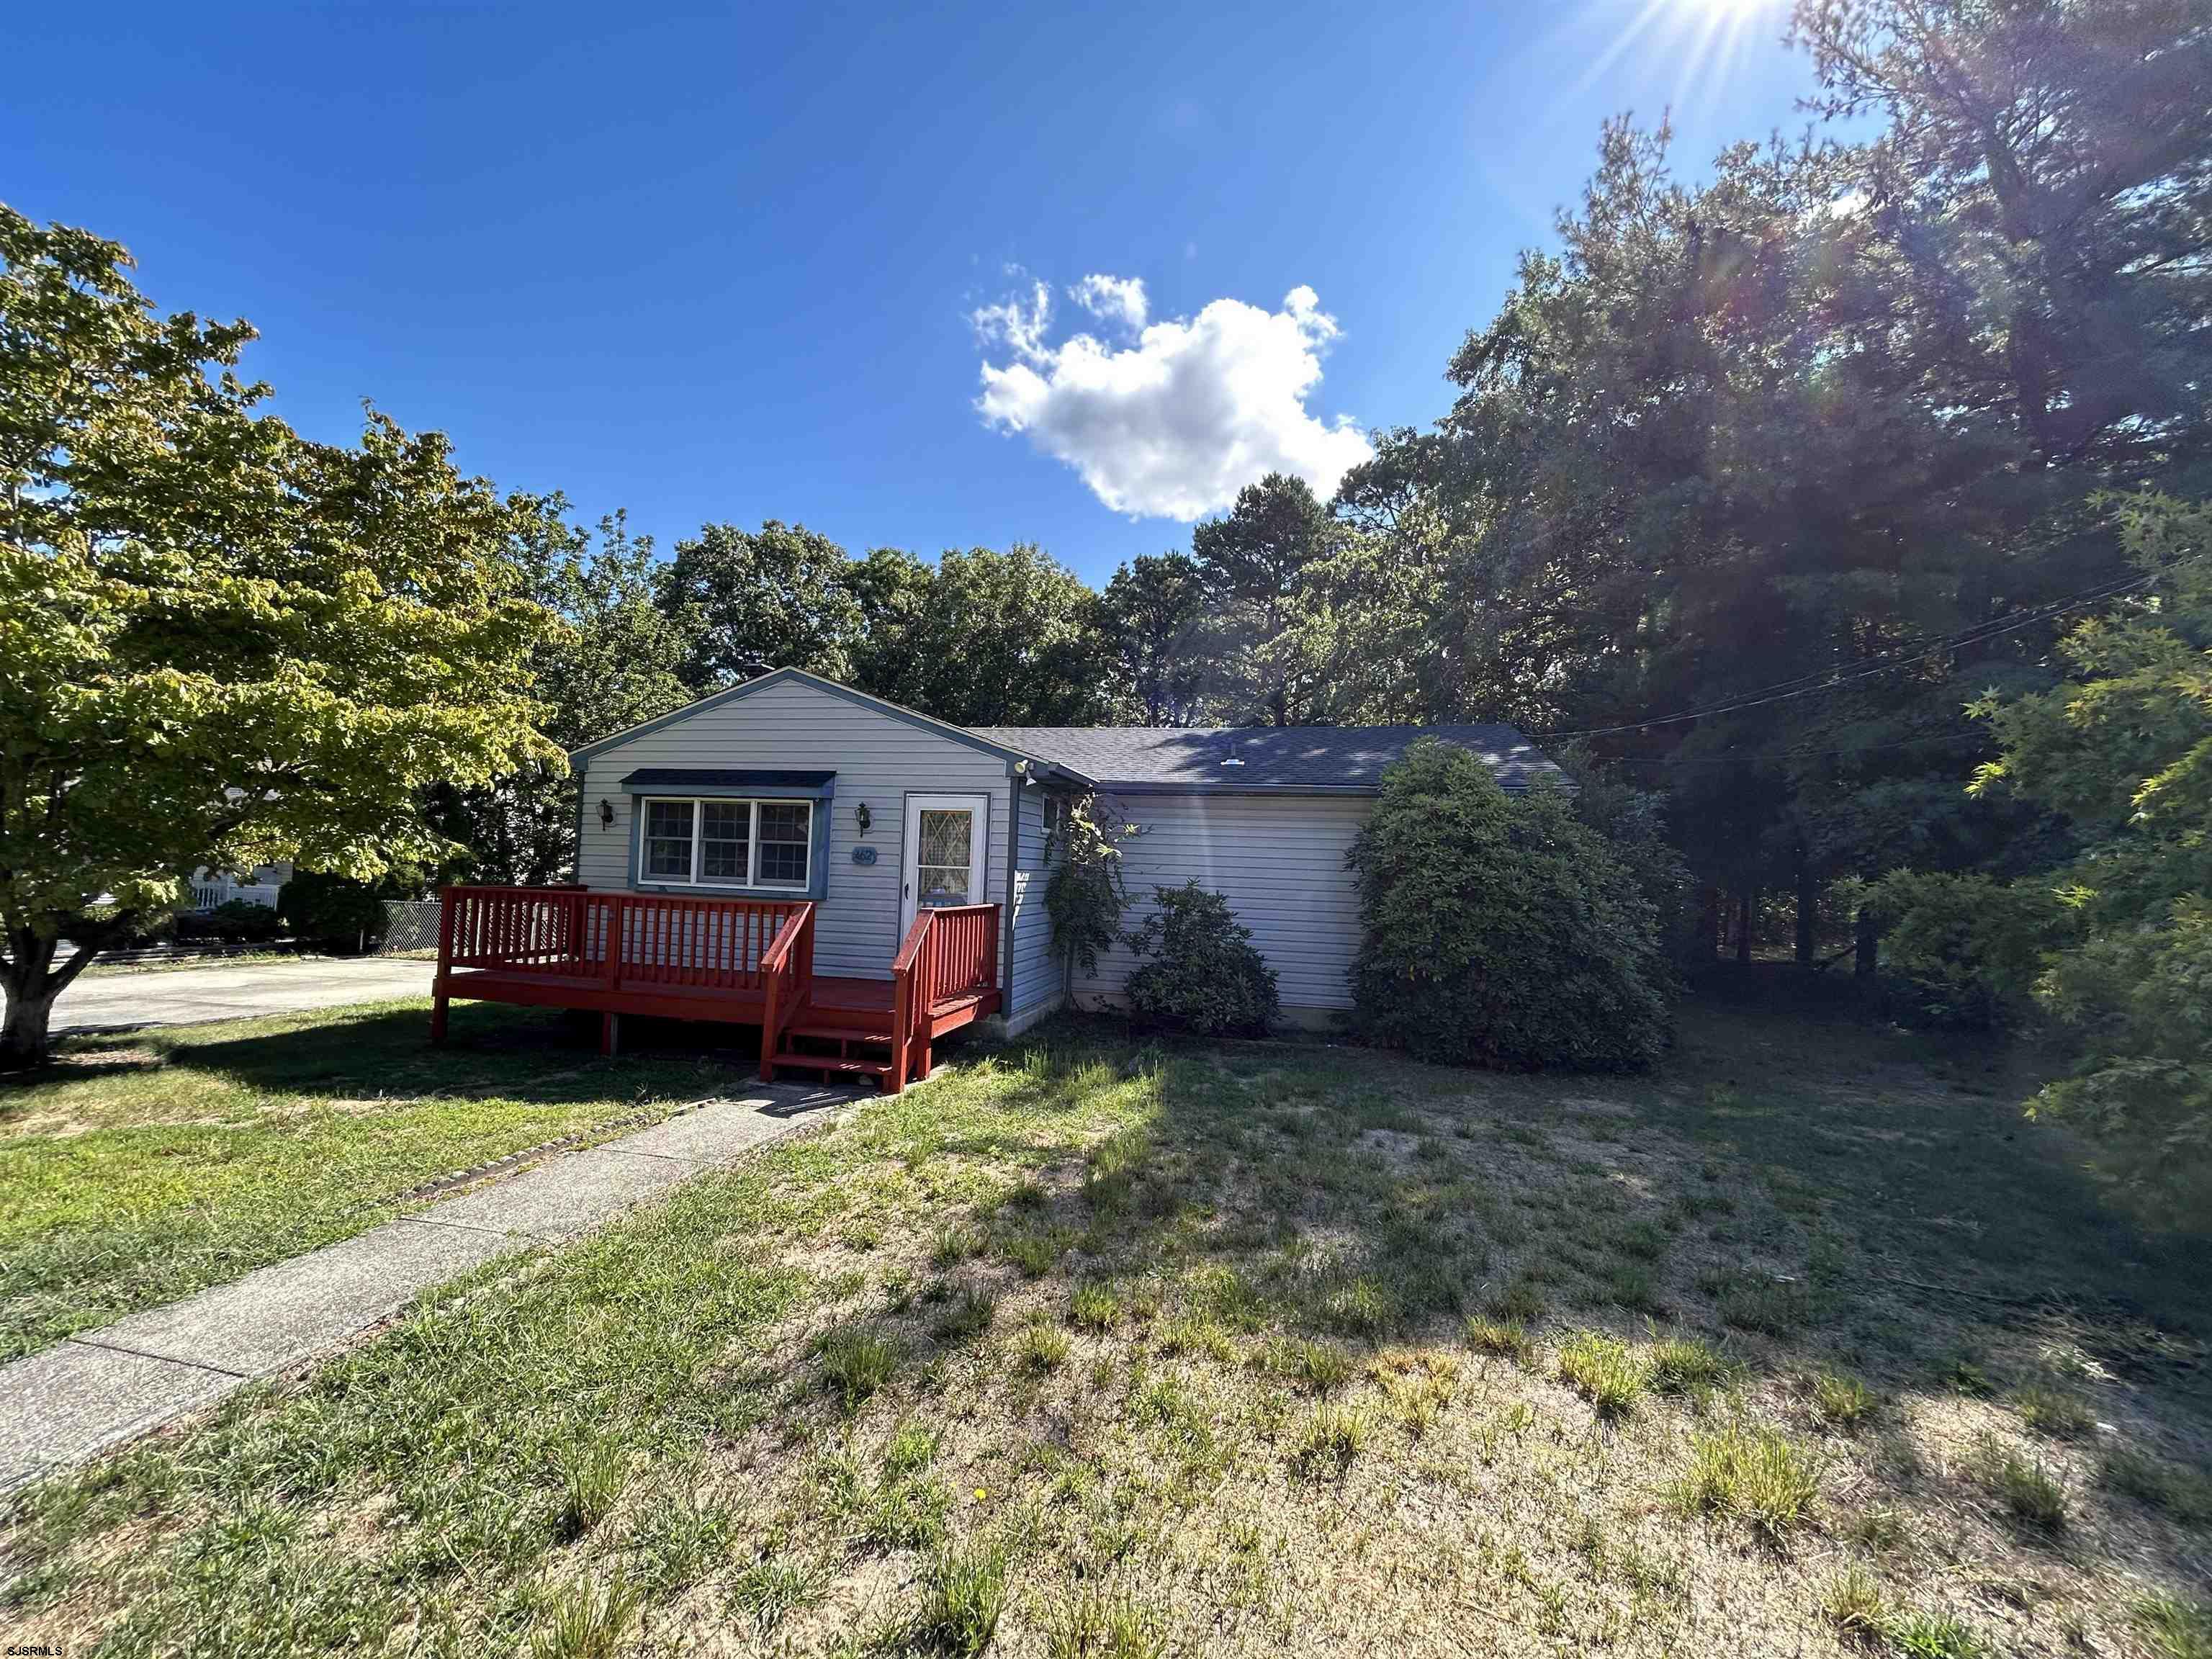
[1102,552,1210,725]
[1966,493,2212,1187]
[840,545,939,713]
[656,520,863,692]
[848,544,1116,727]
[1345,741,1671,1071]
[0,207,555,1066]
[430,508,691,885]
[1190,472,1344,725]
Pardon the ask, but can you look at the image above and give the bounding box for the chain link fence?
[377,899,441,955]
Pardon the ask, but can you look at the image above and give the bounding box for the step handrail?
[757,902,817,1079]
[889,902,1000,1091]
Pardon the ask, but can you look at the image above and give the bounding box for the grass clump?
[2012,1380,2093,1439]
[931,1223,982,1267]
[551,1439,629,1542]
[912,1540,1010,1658]
[1069,1281,1120,1331]
[1011,1318,1072,1375]
[1557,1330,1647,1419]
[1044,1588,1168,1659]
[1290,1401,1372,1478]
[526,1574,642,1659]
[1820,1563,1889,1642]
[727,1553,827,1634]
[1465,1316,1533,1363]
[1972,1437,2067,1534]
[931,1285,997,1342]
[1811,1370,1876,1431]
[817,1325,901,1406]
[1647,1334,1725,1397]
[2134,1592,2212,1659]
[622,1488,735,1592]
[1710,1272,1812,1336]
[1884,1608,1990,1658]
[1676,1423,1821,1541]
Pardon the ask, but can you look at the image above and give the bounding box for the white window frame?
[634,796,812,892]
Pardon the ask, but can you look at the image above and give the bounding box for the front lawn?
[0,1000,745,1360]
[5,1004,2209,1658]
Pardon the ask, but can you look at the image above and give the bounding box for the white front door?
[900,793,989,938]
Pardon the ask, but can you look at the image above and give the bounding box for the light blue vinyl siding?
[574,678,1010,982]
[1007,783,1061,1023]
[1070,792,1372,1015]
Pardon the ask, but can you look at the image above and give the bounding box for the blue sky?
[7,0,1818,586]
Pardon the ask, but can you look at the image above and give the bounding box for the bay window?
[633,796,813,891]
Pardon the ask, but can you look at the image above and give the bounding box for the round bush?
[279,871,390,953]
[177,900,285,945]
[1345,739,1671,1070]
[1123,881,1280,1036]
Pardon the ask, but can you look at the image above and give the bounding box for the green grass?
[0,999,724,1359]
[1811,1369,1876,1431]
[8,999,2211,1658]
[1973,1438,2069,1534]
[2135,1592,2212,1659]
[1675,1422,1822,1541]
[1557,1329,1647,1419]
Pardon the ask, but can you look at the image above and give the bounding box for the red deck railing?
[434,885,813,1066]
[889,902,1000,1091]
[757,902,816,1079]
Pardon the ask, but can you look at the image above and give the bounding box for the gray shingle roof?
[965,724,1563,793]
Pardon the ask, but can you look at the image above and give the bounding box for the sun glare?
[1571,0,1793,113]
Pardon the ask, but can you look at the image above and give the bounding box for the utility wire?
[1533,574,2152,740]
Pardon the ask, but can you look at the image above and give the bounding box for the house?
[188,863,290,912]
[430,667,1561,1090]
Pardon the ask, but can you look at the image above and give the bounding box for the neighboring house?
[431,667,1560,1090]
[188,863,291,912]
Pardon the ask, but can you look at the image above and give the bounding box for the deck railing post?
[605,896,626,992]
[431,886,456,1044]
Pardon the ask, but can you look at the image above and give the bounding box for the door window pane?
[757,802,810,886]
[916,807,973,905]
[643,800,694,879]
[699,801,750,881]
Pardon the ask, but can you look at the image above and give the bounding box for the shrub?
[1044,793,1135,978]
[60,902,173,950]
[1865,871,2064,1029]
[279,871,389,952]
[175,899,286,945]
[1123,882,1279,1036]
[1344,741,1671,1070]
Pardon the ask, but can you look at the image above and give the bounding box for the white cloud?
[1069,273,1148,333]
[967,274,1053,365]
[972,277,1372,521]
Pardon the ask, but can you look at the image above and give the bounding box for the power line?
[1533,574,2152,740]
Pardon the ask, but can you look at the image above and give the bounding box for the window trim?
[628,793,818,896]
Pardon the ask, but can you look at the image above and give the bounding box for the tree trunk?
[1695,886,1721,959]
[1794,848,1818,968]
[0,981,55,1071]
[0,929,96,1071]
[1854,907,1879,981]
[1735,890,1754,966]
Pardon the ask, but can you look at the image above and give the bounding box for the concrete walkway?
[53,956,440,1035]
[0,1081,855,1491]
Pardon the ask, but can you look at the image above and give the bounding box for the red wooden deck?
[429,885,999,1092]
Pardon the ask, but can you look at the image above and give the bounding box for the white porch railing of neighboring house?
[190,878,283,912]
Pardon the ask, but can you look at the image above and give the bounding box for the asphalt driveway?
[52,957,439,1035]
